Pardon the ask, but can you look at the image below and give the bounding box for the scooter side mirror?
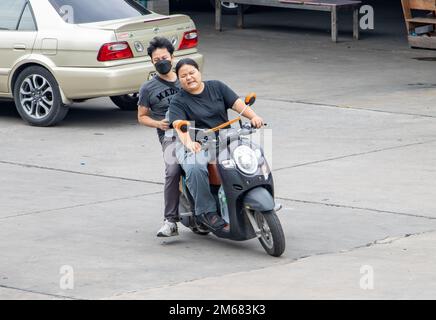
[245,93,256,106]
[175,120,190,133]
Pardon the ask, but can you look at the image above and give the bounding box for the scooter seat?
[208,163,221,186]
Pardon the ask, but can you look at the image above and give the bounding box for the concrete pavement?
[1,3,436,299]
[111,231,436,300]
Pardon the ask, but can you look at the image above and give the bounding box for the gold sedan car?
[0,0,203,126]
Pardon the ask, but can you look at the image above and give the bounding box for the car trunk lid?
[79,14,196,58]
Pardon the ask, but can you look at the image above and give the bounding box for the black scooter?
[177,94,285,257]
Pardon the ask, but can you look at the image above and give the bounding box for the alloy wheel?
[221,2,238,9]
[19,74,53,120]
[255,211,274,250]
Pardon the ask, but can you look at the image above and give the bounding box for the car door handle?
[13,44,26,50]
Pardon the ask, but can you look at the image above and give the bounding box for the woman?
[169,58,264,232]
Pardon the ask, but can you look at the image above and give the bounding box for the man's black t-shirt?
[138,76,180,144]
[169,80,239,137]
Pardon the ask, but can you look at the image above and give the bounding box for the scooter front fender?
[243,187,275,212]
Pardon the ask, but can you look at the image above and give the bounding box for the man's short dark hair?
[147,37,175,58]
[175,58,199,76]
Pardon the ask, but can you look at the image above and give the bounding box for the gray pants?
[176,144,217,216]
[161,139,182,223]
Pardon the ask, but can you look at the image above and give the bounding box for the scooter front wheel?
[254,210,286,257]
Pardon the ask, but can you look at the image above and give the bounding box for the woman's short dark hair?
[147,37,175,58]
[175,58,199,76]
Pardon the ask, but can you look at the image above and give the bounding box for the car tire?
[13,66,69,127]
[110,93,139,111]
[209,0,250,15]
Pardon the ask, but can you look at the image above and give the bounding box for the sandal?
[198,212,229,232]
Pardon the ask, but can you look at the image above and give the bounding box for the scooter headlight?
[233,145,259,175]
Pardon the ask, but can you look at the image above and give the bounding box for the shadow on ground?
[0,101,19,119]
[0,99,138,129]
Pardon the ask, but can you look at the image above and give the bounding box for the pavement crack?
[262,97,436,119]
[0,160,164,186]
[0,191,163,221]
[107,230,436,299]
[273,139,436,172]
[108,259,295,299]
[0,284,82,300]
[276,196,436,220]
[308,230,436,257]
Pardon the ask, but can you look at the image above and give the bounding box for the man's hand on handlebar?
[250,116,264,129]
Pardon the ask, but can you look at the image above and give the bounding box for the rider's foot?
[198,212,229,232]
[157,220,179,237]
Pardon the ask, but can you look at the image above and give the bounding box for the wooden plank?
[408,0,436,10]
[280,0,311,3]
[401,0,412,19]
[353,7,359,39]
[237,4,244,28]
[279,0,304,3]
[331,6,338,42]
[402,0,413,33]
[280,0,361,6]
[407,17,436,24]
[236,0,333,11]
[303,0,361,6]
[215,0,222,31]
[408,34,436,48]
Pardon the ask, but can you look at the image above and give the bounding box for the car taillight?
[178,30,198,50]
[97,42,134,62]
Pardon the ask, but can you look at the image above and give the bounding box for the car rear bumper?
[53,53,204,101]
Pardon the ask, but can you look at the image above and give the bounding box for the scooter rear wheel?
[255,210,286,257]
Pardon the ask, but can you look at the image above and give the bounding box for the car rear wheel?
[209,1,250,15]
[110,93,139,111]
[13,66,69,126]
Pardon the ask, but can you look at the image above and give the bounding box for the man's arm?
[137,105,169,130]
[231,99,264,128]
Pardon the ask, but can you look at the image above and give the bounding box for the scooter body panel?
[215,139,275,241]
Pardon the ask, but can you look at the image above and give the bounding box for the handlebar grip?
[175,120,190,133]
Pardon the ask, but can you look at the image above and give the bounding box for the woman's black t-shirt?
[169,80,239,135]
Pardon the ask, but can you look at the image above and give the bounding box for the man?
[138,37,181,237]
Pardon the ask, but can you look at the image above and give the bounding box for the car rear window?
[0,0,26,30]
[18,3,37,31]
[48,0,152,24]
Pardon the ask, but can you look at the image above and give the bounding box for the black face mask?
[155,60,172,75]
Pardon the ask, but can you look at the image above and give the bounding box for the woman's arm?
[169,97,202,153]
[231,99,264,128]
[173,120,202,153]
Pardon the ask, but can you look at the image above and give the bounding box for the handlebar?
[176,119,267,154]
[174,120,190,133]
[187,122,267,154]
